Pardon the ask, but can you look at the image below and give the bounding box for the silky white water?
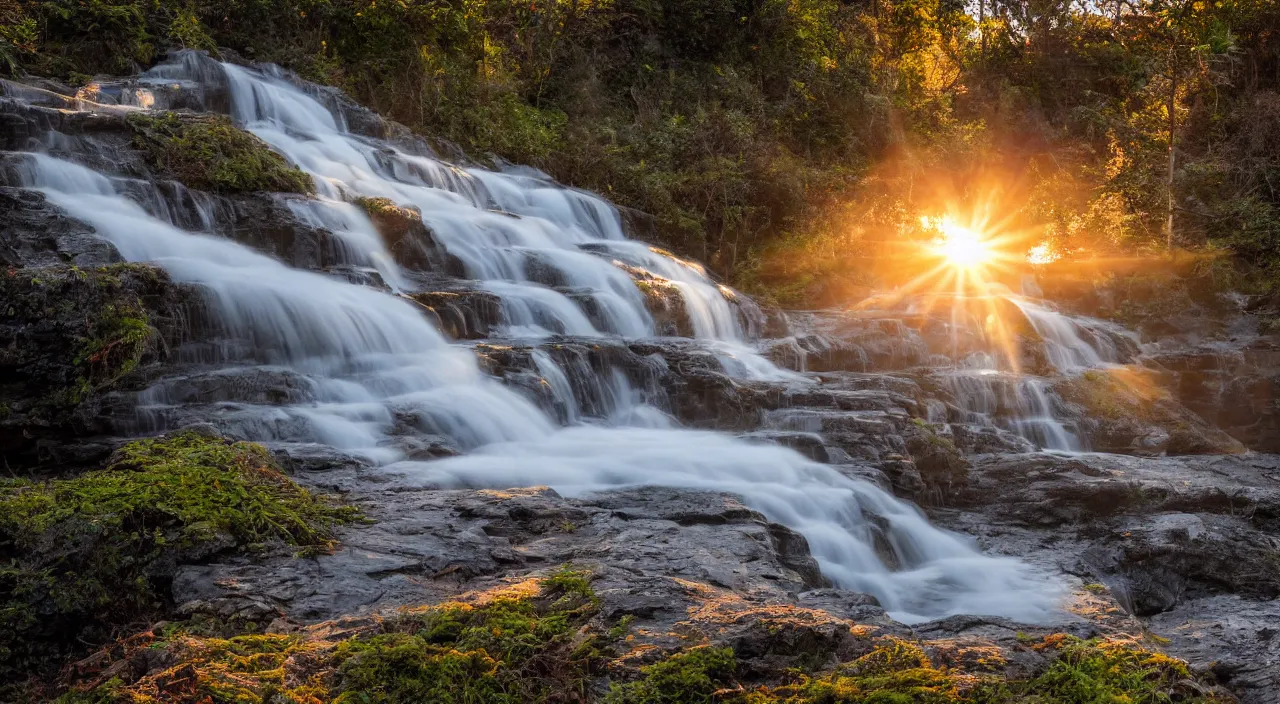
[6,53,1069,624]
[916,292,1132,452]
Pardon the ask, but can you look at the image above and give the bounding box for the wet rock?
[1081,512,1280,616]
[218,195,346,270]
[410,289,503,340]
[934,449,1280,703]
[903,420,968,497]
[354,196,451,272]
[0,187,122,267]
[1054,367,1246,455]
[1145,340,1280,452]
[1149,595,1280,704]
[0,263,192,468]
[172,479,831,623]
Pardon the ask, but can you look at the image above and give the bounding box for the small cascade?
[914,295,1136,452]
[0,51,1076,624]
[1011,298,1132,371]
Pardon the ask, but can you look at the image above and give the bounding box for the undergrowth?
[0,431,354,683]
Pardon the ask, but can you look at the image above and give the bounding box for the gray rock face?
[938,451,1280,700]
[0,186,122,268]
[171,473,828,624]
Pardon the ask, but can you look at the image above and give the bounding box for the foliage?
[605,646,737,703]
[0,431,354,681]
[47,599,1227,704]
[127,112,313,194]
[6,0,1280,303]
[605,635,1224,704]
[54,568,603,703]
[1017,634,1216,704]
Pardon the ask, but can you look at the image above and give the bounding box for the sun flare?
[928,217,994,270]
[860,208,1039,372]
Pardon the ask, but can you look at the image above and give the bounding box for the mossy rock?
[606,634,1226,704]
[53,567,601,704]
[46,568,1230,704]
[0,264,190,466]
[0,264,166,403]
[127,112,313,195]
[0,430,356,683]
[1057,368,1246,455]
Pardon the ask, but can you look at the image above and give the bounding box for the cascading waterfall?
[2,52,1067,624]
[931,294,1135,452]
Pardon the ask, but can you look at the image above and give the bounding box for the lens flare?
[857,207,1039,373]
[929,217,994,270]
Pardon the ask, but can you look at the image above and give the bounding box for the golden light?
[927,216,995,270]
[855,205,1040,373]
[1026,242,1059,265]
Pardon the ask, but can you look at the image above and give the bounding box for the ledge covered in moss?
[0,431,356,684]
[127,112,313,195]
[48,569,1230,704]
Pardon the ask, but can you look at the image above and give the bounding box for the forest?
[3,1,1280,702]
[5,0,1279,305]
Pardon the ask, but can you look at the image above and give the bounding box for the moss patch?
[608,635,1223,704]
[1057,367,1245,455]
[605,646,737,704]
[48,584,1228,704]
[905,418,968,495]
[0,431,355,682]
[127,112,313,194]
[56,568,602,703]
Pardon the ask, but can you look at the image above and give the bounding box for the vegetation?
[127,112,314,194]
[604,633,1222,704]
[54,567,603,703]
[0,431,355,683]
[0,264,173,415]
[2,0,1280,304]
[49,568,1226,704]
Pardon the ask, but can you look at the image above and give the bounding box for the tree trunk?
[979,0,986,59]
[1166,44,1178,251]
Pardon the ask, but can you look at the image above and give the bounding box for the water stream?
[2,52,1076,623]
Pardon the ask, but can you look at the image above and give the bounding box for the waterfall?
[928,296,1134,452]
[1011,297,1129,372]
[3,52,1066,624]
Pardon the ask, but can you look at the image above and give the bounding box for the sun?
[929,217,994,270]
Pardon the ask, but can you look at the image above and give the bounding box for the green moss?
[606,646,737,704]
[334,567,601,703]
[127,112,313,194]
[355,196,398,216]
[1018,635,1214,704]
[49,602,1226,704]
[612,636,1223,704]
[1060,369,1151,422]
[55,568,602,703]
[0,431,355,680]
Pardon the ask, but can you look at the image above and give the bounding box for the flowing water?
[899,292,1137,453]
[1,52,1076,623]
